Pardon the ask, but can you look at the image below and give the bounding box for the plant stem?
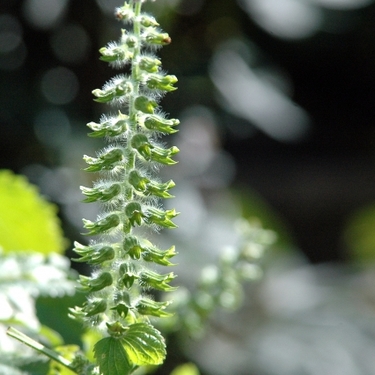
[6,327,76,372]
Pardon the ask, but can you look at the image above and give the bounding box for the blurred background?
[2,0,375,374]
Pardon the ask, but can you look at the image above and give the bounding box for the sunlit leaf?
[0,170,66,254]
[343,204,375,262]
[81,329,103,362]
[122,323,166,366]
[94,337,133,375]
[48,345,80,375]
[170,363,200,375]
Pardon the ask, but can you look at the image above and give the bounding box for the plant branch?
[6,327,76,373]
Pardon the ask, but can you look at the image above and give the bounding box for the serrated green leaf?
[0,170,66,254]
[122,323,166,366]
[94,337,133,375]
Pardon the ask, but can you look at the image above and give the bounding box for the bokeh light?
[239,0,373,40]
[40,66,79,105]
[239,0,322,40]
[22,0,69,29]
[210,41,310,142]
[0,14,27,70]
[33,108,71,148]
[50,23,91,64]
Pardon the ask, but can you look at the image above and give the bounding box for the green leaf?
[48,345,80,375]
[170,363,200,375]
[94,337,134,375]
[122,323,166,366]
[343,203,375,262]
[0,170,66,254]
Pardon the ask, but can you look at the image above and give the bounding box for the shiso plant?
[10,1,180,374]
[5,1,276,374]
[69,0,180,373]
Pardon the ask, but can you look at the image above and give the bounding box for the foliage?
[343,204,375,262]
[0,173,275,375]
[0,172,76,375]
[0,170,66,254]
[165,219,275,338]
[3,2,277,375]
[170,363,200,375]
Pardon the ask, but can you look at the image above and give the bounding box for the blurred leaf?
[48,345,80,375]
[94,337,133,375]
[0,170,66,254]
[81,329,103,362]
[343,203,375,262]
[36,293,85,346]
[16,360,50,375]
[233,187,294,249]
[170,363,200,375]
[39,325,64,347]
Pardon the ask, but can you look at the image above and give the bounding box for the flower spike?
[71,2,179,373]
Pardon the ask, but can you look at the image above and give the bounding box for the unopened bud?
[134,95,158,114]
[83,214,120,235]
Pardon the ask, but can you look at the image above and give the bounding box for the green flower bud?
[119,262,138,288]
[146,179,175,199]
[99,43,133,64]
[81,183,121,203]
[146,73,178,92]
[106,321,127,338]
[135,297,172,318]
[143,114,179,134]
[130,133,152,159]
[83,299,107,317]
[91,88,115,103]
[123,236,143,259]
[73,244,115,265]
[87,113,129,138]
[128,170,149,192]
[111,302,129,318]
[78,272,113,292]
[144,207,178,228]
[93,77,133,103]
[128,170,175,198]
[125,35,137,48]
[115,4,135,21]
[139,15,159,28]
[149,145,179,165]
[143,29,171,46]
[83,148,124,172]
[142,245,177,266]
[72,241,95,256]
[92,247,115,264]
[83,214,120,235]
[138,56,161,73]
[131,134,179,164]
[115,290,132,307]
[68,306,85,322]
[134,95,158,114]
[89,247,115,265]
[140,269,177,292]
[125,202,144,227]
